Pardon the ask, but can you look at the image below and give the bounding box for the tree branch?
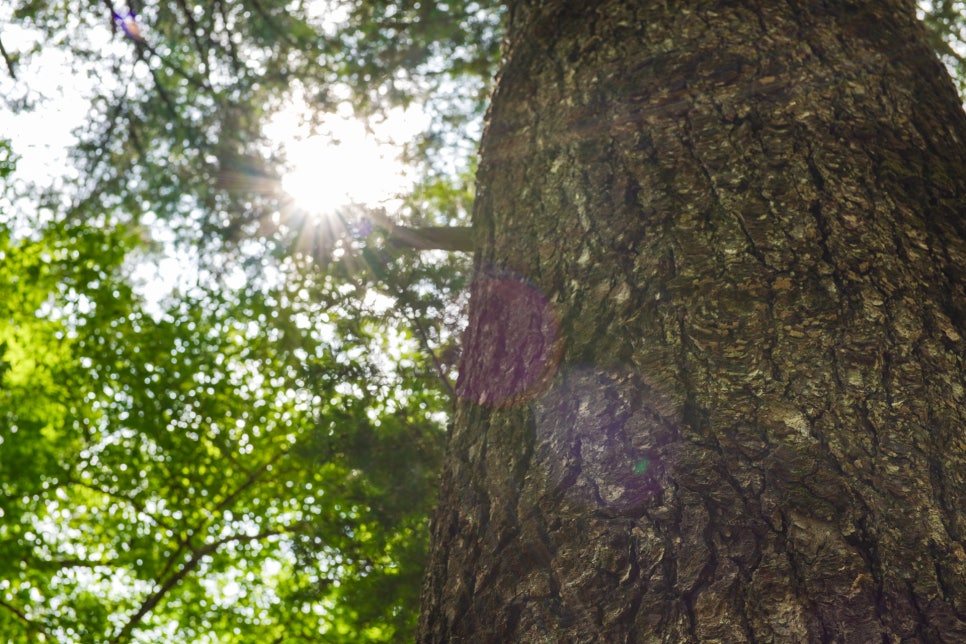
[387,225,475,252]
[0,36,15,79]
[154,447,290,584]
[109,525,303,644]
[0,598,48,639]
[367,210,476,252]
[65,478,178,534]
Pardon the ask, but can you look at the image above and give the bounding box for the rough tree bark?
[419,1,966,641]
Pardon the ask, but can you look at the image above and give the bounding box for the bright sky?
[0,9,423,212]
[0,3,426,308]
[1,25,86,194]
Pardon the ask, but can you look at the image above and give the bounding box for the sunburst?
[270,108,425,220]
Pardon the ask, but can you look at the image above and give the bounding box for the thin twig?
[0,36,15,79]
[388,259,459,399]
[173,0,212,77]
[143,57,179,121]
[66,478,178,534]
[140,39,213,92]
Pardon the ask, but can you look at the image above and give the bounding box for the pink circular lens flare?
[456,273,562,407]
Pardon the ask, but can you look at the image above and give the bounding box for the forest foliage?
[0,1,963,641]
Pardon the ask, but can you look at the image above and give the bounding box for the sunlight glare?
[269,106,428,217]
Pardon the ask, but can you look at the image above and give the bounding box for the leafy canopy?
[1,0,498,640]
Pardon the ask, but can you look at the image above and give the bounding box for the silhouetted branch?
[388,225,475,252]
[0,598,48,639]
[367,210,475,252]
[0,37,15,79]
[109,525,303,644]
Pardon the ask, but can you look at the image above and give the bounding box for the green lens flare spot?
[634,458,650,475]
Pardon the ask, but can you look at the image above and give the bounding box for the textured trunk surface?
[419,1,966,641]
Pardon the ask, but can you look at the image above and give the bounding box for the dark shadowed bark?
[419,0,966,641]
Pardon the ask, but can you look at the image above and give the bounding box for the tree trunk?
[419,1,966,641]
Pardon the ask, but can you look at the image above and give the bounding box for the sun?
[269,107,426,218]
